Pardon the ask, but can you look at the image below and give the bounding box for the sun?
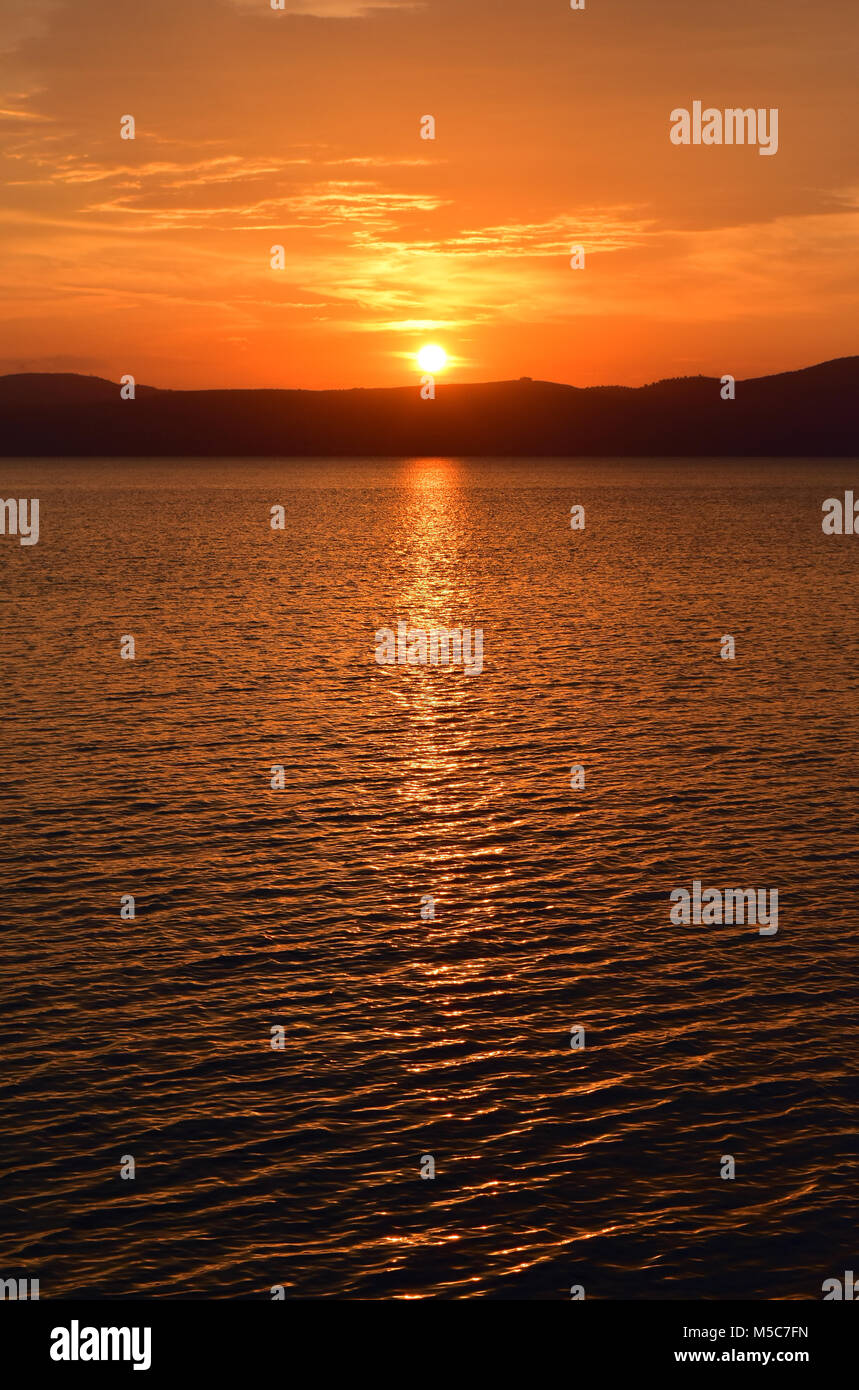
[416,344,447,373]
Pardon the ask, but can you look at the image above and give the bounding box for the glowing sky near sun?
[0,0,857,389]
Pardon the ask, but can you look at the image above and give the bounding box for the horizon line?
[1,354,857,397]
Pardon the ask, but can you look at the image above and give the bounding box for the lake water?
[1,457,857,1298]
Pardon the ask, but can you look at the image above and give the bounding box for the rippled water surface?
[1,457,857,1299]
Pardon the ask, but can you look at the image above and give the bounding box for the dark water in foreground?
[1,457,857,1300]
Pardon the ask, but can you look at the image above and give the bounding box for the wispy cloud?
[0,105,51,122]
[229,0,420,17]
[353,212,654,259]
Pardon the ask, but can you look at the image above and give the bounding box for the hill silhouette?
[0,358,856,456]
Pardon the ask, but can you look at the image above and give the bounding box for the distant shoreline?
[1,357,856,458]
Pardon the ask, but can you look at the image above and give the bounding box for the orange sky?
[1,0,857,389]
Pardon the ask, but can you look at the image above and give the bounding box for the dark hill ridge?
[0,357,856,456]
